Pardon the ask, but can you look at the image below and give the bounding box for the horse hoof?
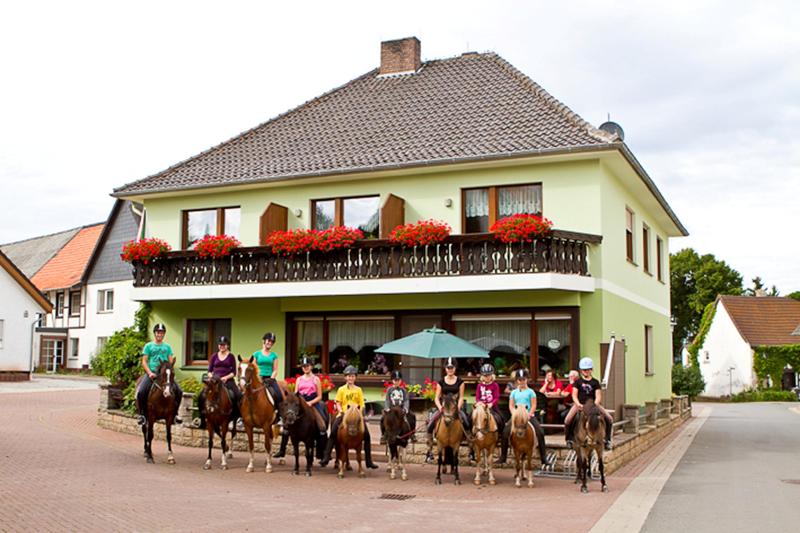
[473,479,481,486]
[528,483,534,488]
[435,478,442,485]
[454,479,461,486]
[602,485,609,493]
[246,465,254,473]
[167,457,175,465]
[146,457,154,464]
[489,479,497,486]
[305,472,312,477]
[390,472,396,480]
[266,466,273,474]
[581,486,589,494]
[221,464,228,471]
[359,471,366,478]
[337,473,344,479]
[292,470,299,476]
[203,462,211,470]
[401,474,408,481]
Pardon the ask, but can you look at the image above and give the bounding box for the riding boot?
[273,433,289,458]
[364,429,378,469]
[197,392,206,429]
[424,434,434,463]
[605,417,613,450]
[315,433,327,460]
[320,434,334,466]
[565,421,574,449]
[173,385,184,425]
[532,419,548,465]
[497,424,510,464]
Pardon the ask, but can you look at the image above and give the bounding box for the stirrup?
[137,415,146,426]
[174,416,183,425]
[604,440,613,451]
[566,440,574,450]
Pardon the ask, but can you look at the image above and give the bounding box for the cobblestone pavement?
[0,390,683,533]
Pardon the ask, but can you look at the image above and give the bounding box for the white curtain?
[498,185,542,217]
[454,320,531,355]
[297,320,323,353]
[536,319,570,347]
[465,189,489,217]
[329,320,394,351]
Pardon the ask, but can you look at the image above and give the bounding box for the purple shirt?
[476,382,500,408]
[208,352,236,378]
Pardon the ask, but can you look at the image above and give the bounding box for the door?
[40,338,66,372]
[600,339,626,421]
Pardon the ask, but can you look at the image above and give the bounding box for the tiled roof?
[31,224,104,291]
[113,52,616,196]
[719,295,800,346]
[0,249,52,312]
[1,227,80,278]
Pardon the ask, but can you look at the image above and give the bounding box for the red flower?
[325,400,336,414]
[265,229,320,256]
[489,214,553,244]
[120,238,172,264]
[193,234,241,258]
[312,226,364,253]
[388,219,451,247]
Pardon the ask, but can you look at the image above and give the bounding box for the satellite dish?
[599,121,624,141]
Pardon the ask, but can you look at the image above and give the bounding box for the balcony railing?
[132,230,601,288]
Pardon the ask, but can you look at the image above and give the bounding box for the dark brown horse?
[141,360,178,464]
[280,393,321,476]
[509,406,536,488]
[574,399,608,493]
[237,356,277,474]
[201,376,237,470]
[471,402,498,486]
[336,404,365,479]
[382,406,410,481]
[434,393,463,485]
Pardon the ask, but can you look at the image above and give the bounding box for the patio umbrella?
[375,327,489,359]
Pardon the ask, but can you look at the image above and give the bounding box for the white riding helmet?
[579,357,594,370]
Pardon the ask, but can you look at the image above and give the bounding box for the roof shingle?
[720,295,800,346]
[31,224,104,291]
[1,227,81,278]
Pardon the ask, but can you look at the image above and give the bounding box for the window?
[69,291,81,317]
[0,319,4,349]
[645,325,654,375]
[55,292,65,318]
[97,289,114,313]
[311,196,380,238]
[454,314,531,378]
[656,237,664,281]
[186,319,231,364]
[642,224,651,274]
[96,337,108,354]
[69,338,79,359]
[535,313,573,379]
[328,316,394,373]
[463,183,542,233]
[625,208,635,262]
[182,207,241,249]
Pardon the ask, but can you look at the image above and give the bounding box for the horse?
[434,393,463,486]
[381,406,410,481]
[141,359,178,465]
[201,376,237,470]
[574,399,608,493]
[280,393,320,476]
[237,355,277,474]
[509,406,537,488]
[335,404,366,479]
[471,402,498,486]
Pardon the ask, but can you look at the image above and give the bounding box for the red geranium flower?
[120,237,172,264]
[490,214,553,244]
[388,219,451,247]
[193,234,241,258]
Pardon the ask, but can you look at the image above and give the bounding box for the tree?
[788,291,800,302]
[670,248,742,358]
[672,363,705,398]
[743,276,779,296]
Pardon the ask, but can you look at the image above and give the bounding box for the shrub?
[490,214,553,243]
[388,219,451,247]
[313,226,363,252]
[671,363,705,398]
[193,234,241,258]
[731,389,797,402]
[120,238,172,264]
[91,303,151,387]
[265,229,319,256]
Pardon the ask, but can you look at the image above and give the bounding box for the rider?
[475,363,505,455]
[559,369,579,421]
[274,356,328,459]
[380,370,417,444]
[564,357,613,451]
[135,323,183,426]
[253,332,284,423]
[498,369,548,466]
[198,336,241,429]
[319,365,378,469]
[424,357,471,463]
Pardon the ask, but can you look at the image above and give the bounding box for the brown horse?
[471,402,498,486]
[141,360,178,465]
[201,376,237,471]
[237,356,277,474]
[336,404,365,479]
[509,406,536,488]
[382,406,410,481]
[575,399,608,493]
[434,393,463,485]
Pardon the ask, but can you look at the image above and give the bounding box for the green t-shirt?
[143,342,173,372]
[252,350,278,378]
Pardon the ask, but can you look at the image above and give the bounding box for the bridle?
[472,404,497,439]
[205,377,231,416]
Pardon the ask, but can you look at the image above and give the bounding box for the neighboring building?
[0,250,53,380]
[112,37,688,410]
[697,295,800,397]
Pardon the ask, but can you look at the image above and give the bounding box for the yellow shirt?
[335,384,365,412]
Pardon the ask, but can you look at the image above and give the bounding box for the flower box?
[388,219,451,247]
[193,234,241,258]
[120,237,172,264]
[490,214,553,243]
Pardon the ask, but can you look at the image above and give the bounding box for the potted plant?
[265,228,319,256]
[193,234,241,258]
[388,219,451,247]
[120,237,172,264]
[312,226,364,252]
[489,213,553,243]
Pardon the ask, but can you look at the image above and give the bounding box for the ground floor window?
[453,314,531,378]
[39,338,65,370]
[186,319,231,365]
[535,313,572,378]
[69,338,79,359]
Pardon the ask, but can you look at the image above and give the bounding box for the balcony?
[132,231,601,295]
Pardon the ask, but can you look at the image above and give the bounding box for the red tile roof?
[719,295,800,346]
[31,224,104,291]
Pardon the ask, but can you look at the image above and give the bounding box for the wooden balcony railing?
[132,230,601,288]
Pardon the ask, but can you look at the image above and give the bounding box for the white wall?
[69,280,138,369]
[0,267,48,373]
[699,302,756,397]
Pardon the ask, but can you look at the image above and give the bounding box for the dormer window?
[462,183,542,233]
[311,196,380,239]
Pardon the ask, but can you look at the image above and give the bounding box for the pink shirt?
[296,375,318,397]
[476,382,500,408]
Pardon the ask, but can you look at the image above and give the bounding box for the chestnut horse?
[141,360,178,465]
[575,399,608,493]
[509,406,537,488]
[434,394,463,486]
[382,406,410,481]
[237,356,277,474]
[280,393,320,477]
[201,376,237,471]
[471,402,498,486]
[336,404,366,479]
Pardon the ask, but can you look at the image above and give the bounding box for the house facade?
[112,38,687,410]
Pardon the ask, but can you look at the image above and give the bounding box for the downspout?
[29,312,43,379]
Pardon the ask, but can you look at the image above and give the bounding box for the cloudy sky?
[1,1,798,292]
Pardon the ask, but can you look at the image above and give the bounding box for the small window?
[645,325,654,375]
[182,207,241,249]
[55,292,65,318]
[186,319,232,365]
[97,289,114,313]
[625,208,635,263]
[642,224,651,274]
[96,337,108,353]
[69,291,81,317]
[0,319,4,349]
[69,338,79,359]
[656,237,664,281]
[463,183,542,233]
[312,196,380,238]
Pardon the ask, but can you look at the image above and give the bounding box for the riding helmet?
[153,323,167,333]
[480,363,495,375]
[300,356,313,367]
[343,365,358,375]
[218,335,230,346]
[444,357,456,368]
[515,368,530,380]
[262,332,276,342]
[579,357,594,370]
[391,370,402,380]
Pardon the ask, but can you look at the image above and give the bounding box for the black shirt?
[575,377,601,404]
[438,376,464,399]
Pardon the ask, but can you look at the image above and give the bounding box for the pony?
[200,375,237,470]
[336,404,366,479]
[471,402,498,486]
[279,393,321,476]
[141,359,178,465]
[509,406,537,488]
[574,399,608,493]
[381,406,410,481]
[434,393,463,485]
[237,355,277,474]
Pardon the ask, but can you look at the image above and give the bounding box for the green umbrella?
[375,327,489,359]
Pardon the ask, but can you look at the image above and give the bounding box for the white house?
[698,295,800,397]
[0,250,53,380]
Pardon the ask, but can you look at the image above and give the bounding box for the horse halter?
[151,366,173,397]
[239,363,264,395]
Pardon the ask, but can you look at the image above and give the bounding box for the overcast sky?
[1,1,798,292]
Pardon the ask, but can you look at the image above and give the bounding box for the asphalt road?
[642,402,800,532]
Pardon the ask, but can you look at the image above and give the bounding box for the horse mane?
[473,403,496,432]
[584,399,601,432]
[511,406,528,427]
[343,404,362,424]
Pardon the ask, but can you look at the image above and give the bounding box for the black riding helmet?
[444,357,457,369]
[218,335,230,346]
[262,332,276,342]
[153,323,166,333]
[480,363,495,375]
[515,368,530,380]
[390,370,402,381]
[300,356,313,367]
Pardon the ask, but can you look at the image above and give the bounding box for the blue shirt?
[510,387,535,410]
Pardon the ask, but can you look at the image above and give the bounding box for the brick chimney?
[380,37,421,75]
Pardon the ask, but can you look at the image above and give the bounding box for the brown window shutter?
[379,194,405,238]
[259,203,288,245]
